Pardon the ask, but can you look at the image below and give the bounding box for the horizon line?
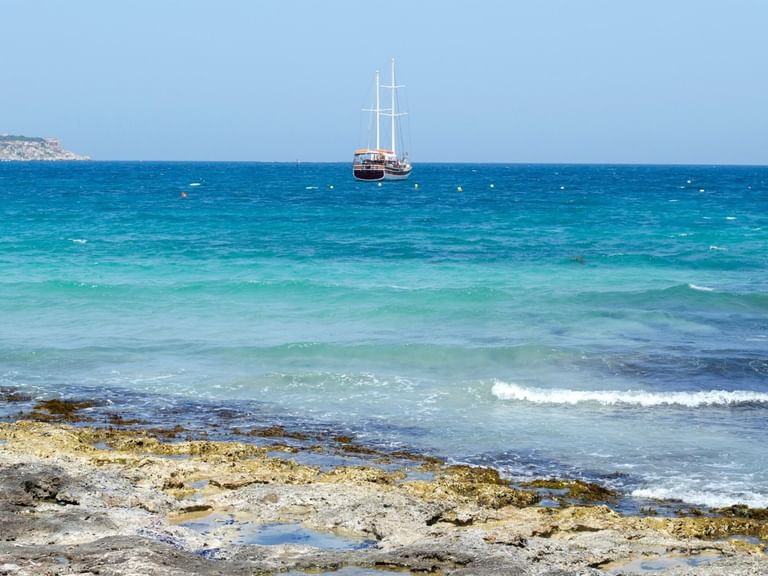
[17,159,768,168]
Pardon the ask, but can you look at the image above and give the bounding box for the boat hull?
[383,166,412,180]
[353,166,385,181]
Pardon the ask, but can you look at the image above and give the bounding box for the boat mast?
[382,58,405,158]
[363,70,382,151]
[390,59,397,156]
[375,69,381,151]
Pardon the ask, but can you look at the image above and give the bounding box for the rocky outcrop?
[0,419,765,575]
[0,134,89,161]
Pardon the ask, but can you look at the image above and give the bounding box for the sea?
[1,161,767,510]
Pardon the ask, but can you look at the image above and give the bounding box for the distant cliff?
[0,135,90,161]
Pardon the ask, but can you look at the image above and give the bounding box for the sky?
[3,0,767,164]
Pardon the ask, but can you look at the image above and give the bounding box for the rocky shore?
[0,398,765,575]
[0,135,89,161]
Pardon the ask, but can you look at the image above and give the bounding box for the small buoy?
[329,185,334,190]
[457,186,463,192]
[699,188,705,192]
[560,186,565,190]
[414,183,419,189]
[490,183,495,188]
[378,182,382,187]
[181,191,187,198]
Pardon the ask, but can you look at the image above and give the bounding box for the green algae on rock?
[27,399,99,423]
[713,505,768,521]
[402,464,541,509]
[521,478,619,503]
[233,425,312,441]
[319,466,402,486]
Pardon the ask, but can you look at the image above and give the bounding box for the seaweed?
[713,505,768,521]
[233,425,311,441]
[406,464,541,509]
[144,424,186,439]
[0,388,33,403]
[26,399,98,423]
[106,414,148,426]
[522,478,618,503]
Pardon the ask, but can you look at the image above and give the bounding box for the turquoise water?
[1,161,767,508]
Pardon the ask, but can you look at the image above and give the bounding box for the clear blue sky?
[3,0,767,163]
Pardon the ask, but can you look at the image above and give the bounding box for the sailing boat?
[353,59,412,181]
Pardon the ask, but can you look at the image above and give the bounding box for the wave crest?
[631,486,768,509]
[491,381,768,407]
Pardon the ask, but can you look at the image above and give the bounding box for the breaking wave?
[491,381,768,407]
[631,486,768,509]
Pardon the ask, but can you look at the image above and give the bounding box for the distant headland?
[0,134,89,161]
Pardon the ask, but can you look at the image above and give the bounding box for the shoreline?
[1,387,762,516]
[0,397,765,575]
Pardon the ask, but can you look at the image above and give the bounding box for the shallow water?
[176,511,375,550]
[240,522,376,549]
[605,551,721,574]
[284,569,409,576]
[1,161,766,507]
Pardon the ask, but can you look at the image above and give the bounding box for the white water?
[491,381,768,407]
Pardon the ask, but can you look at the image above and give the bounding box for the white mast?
[362,70,382,150]
[390,59,397,156]
[375,69,381,150]
[382,58,406,157]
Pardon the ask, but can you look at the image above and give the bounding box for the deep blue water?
[1,161,767,507]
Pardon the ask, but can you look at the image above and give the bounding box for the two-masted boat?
[353,59,412,181]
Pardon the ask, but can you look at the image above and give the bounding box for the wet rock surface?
[0,419,765,575]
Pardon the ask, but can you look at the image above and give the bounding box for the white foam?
[632,486,768,508]
[708,245,726,251]
[70,238,87,244]
[189,182,201,187]
[688,283,714,292]
[491,381,768,408]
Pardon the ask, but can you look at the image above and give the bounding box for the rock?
[522,478,619,503]
[401,464,541,510]
[0,420,765,575]
[0,135,89,161]
[0,463,71,507]
[319,465,395,485]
